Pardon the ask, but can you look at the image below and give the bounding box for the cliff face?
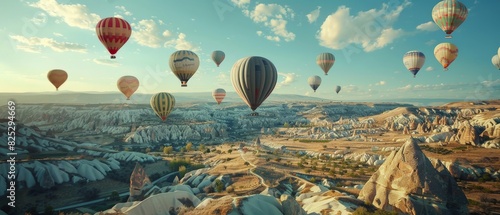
[358,138,469,215]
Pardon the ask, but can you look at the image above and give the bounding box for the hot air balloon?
[308,76,322,92]
[434,43,458,71]
[169,50,200,87]
[317,53,335,75]
[335,85,341,94]
[492,55,500,70]
[117,76,139,100]
[231,56,278,116]
[150,92,175,121]
[403,51,425,78]
[432,0,468,39]
[212,88,226,104]
[95,17,132,59]
[211,50,225,67]
[47,69,68,91]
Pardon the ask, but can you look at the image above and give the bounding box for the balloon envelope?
[432,0,468,38]
[95,17,132,59]
[403,51,425,78]
[492,55,500,70]
[231,56,278,112]
[308,76,322,92]
[47,69,68,91]
[150,92,175,121]
[316,53,335,75]
[434,43,458,70]
[335,85,341,94]
[117,76,139,100]
[212,88,226,104]
[169,50,200,87]
[211,50,225,67]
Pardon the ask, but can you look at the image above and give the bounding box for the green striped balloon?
[231,56,278,113]
[150,92,175,121]
[316,53,335,75]
[432,0,468,38]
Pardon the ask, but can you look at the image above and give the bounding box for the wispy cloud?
[131,19,171,48]
[416,21,439,31]
[276,72,297,88]
[29,0,101,31]
[115,5,132,16]
[375,81,386,86]
[9,35,86,53]
[425,66,434,71]
[130,19,199,51]
[231,0,250,8]
[243,3,296,42]
[317,1,410,52]
[164,33,200,52]
[93,59,121,67]
[306,6,321,23]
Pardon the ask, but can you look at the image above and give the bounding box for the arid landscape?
[0,93,499,215]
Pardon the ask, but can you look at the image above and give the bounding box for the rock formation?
[455,121,480,145]
[432,116,440,125]
[409,119,417,130]
[358,138,469,215]
[403,126,410,135]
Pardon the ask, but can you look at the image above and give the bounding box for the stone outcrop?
[455,121,481,145]
[358,138,469,215]
[280,194,307,215]
[403,126,410,135]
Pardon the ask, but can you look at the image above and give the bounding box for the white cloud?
[245,3,296,42]
[53,32,63,37]
[256,31,263,36]
[277,72,297,88]
[30,12,48,26]
[217,71,230,84]
[93,59,121,67]
[29,0,101,31]
[416,21,439,31]
[375,81,386,86]
[425,66,434,71]
[399,84,412,91]
[115,6,132,16]
[425,39,437,46]
[164,33,200,52]
[306,6,321,23]
[343,84,359,93]
[317,1,410,52]
[9,35,86,53]
[231,0,250,8]
[131,19,171,48]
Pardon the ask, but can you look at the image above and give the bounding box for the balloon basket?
[111,55,116,59]
[445,34,452,39]
[250,112,259,116]
[181,81,187,87]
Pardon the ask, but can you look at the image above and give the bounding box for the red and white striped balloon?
[96,17,132,59]
[212,88,226,104]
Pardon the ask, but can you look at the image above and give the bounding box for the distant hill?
[0,91,328,105]
[1,92,486,107]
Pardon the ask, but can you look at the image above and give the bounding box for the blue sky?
[1,0,499,101]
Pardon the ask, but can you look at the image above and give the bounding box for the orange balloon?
[47,69,68,91]
[117,76,139,100]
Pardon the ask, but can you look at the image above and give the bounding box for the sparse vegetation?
[420,145,453,155]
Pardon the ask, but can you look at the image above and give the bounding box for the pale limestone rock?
[358,138,469,215]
